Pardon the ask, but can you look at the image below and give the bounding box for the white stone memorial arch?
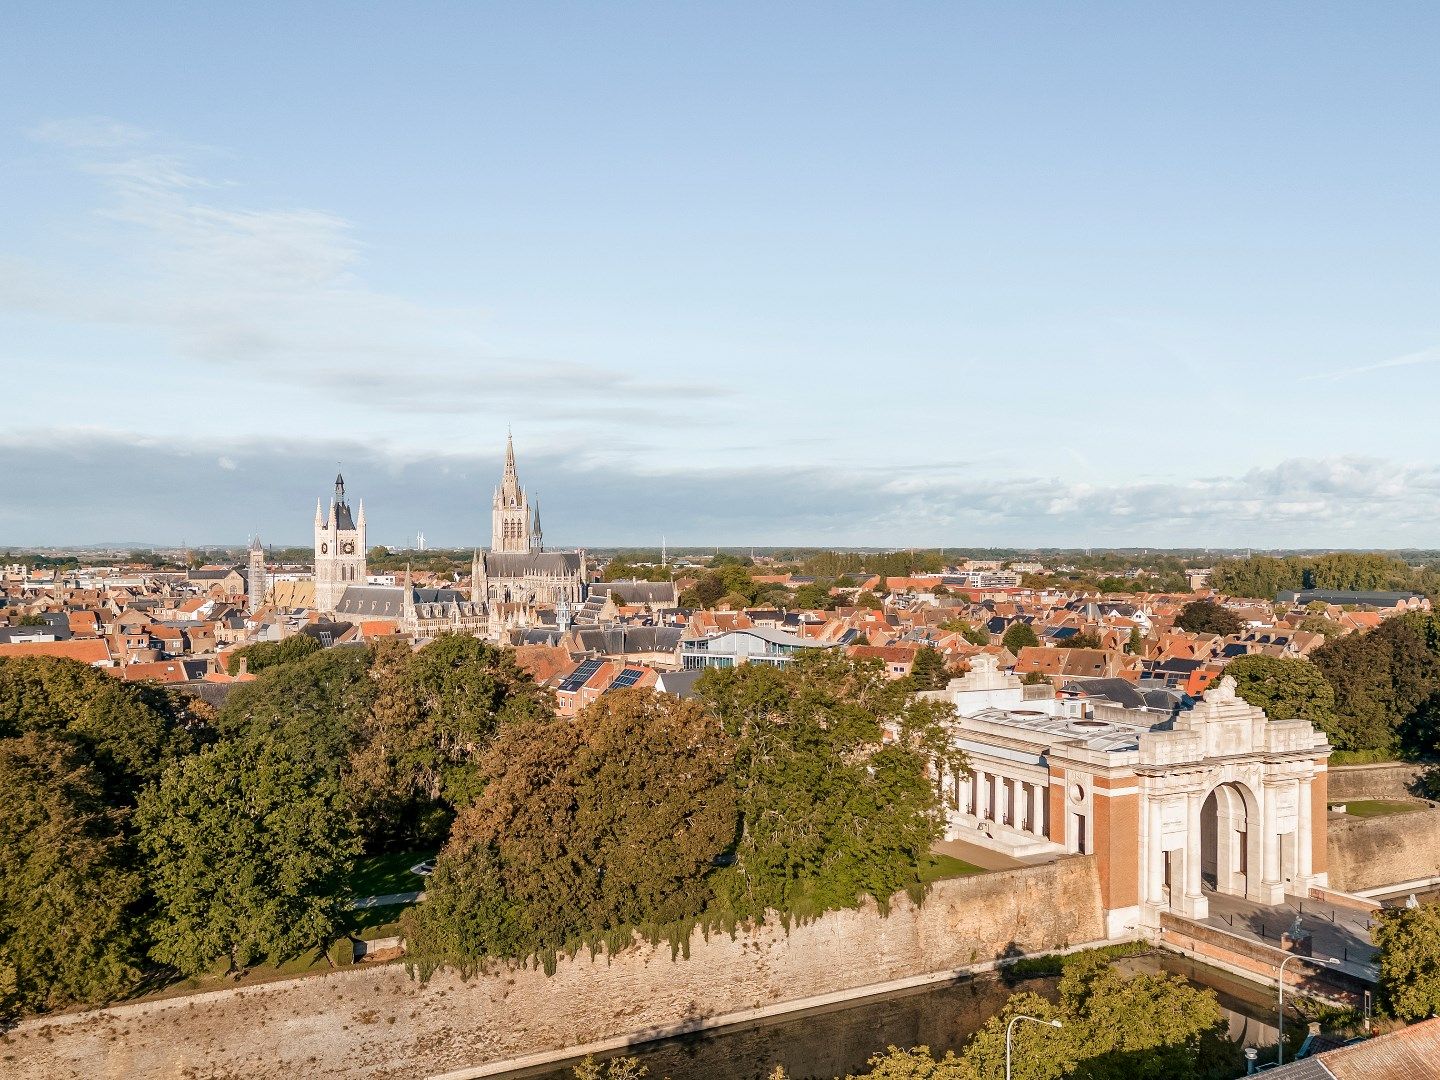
[1136,676,1330,924]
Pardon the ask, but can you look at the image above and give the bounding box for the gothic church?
[316,436,585,638]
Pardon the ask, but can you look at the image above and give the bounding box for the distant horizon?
[7,541,1440,560]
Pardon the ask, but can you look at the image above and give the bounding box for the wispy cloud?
[4,119,731,429]
[1307,344,1440,382]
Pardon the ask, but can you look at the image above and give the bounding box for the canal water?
[504,953,1281,1080]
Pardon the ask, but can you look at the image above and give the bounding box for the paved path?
[350,890,424,910]
[1201,891,1379,982]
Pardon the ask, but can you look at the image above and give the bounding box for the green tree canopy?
[1175,600,1243,637]
[1208,556,1306,600]
[1002,622,1040,653]
[216,645,375,764]
[1057,630,1104,650]
[0,733,146,1017]
[698,653,956,924]
[1374,903,1440,1020]
[350,635,554,830]
[404,689,737,976]
[226,633,321,675]
[0,655,199,806]
[1223,655,1337,729]
[137,732,360,976]
[908,646,950,690]
[1126,626,1144,655]
[793,582,837,610]
[848,953,1240,1080]
[1311,611,1440,753]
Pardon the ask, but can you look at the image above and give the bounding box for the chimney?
[237,657,248,677]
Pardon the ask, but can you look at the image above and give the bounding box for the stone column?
[1184,790,1208,919]
[1261,782,1284,904]
[1296,777,1313,884]
[1147,796,1166,906]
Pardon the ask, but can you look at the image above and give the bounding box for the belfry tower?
[314,472,366,612]
[490,432,532,554]
[247,534,266,614]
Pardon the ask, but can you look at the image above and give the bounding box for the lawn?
[346,850,436,898]
[1332,799,1422,818]
[917,852,987,883]
[344,903,411,940]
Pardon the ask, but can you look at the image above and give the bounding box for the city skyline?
[4,4,1440,546]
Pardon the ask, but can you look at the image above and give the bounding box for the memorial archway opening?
[1200,781,1261,900]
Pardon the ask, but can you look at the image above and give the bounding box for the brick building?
[916,654,1331,938]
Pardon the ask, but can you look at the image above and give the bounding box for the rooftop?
[967,705,1155,753]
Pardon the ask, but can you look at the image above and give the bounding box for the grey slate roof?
[592,580,678,605]
[655,669,703,698]
[480,551,583,575]
[571,626,682,656]
[1278,589,1420,607]
[334,585,468,619]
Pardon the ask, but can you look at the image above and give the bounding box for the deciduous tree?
[1175,600,1242,638]
[699,653,953,924]
[138,734,360,975]
[0,733,145,1017]
[404,689,736,975]
[1374,903,1440,1020]
[1223,655,1337,728]
[0,655,197,806]
[1002,622,1040,653]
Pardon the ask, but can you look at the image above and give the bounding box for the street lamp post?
[1006,1013,1064,1080]
[1277,953,1341,1065]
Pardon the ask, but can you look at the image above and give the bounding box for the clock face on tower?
[320,543,329,554]
[342,541,355,555]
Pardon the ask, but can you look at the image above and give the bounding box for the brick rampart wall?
[1328,763,1426,802]
[1328,806,1440,893]
[7,857,1106,1080]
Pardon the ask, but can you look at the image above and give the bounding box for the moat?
[507,953,1282,1080]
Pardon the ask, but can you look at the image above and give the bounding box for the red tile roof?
[0,639,113,665]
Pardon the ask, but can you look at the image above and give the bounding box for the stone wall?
[1328,806,1440,893]
[1327,762,1427,803]
[5,857,1106,1080]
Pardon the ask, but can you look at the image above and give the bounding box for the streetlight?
[1006,1013,1064,1080]
[1277,953,1342,1065]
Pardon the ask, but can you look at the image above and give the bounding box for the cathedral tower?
[314,472,366,612]
[490,432,532,554]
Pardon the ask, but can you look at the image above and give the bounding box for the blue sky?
[2,3,1438,548]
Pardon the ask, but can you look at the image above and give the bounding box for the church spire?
[503,428,517,483]
[531,500,543,552]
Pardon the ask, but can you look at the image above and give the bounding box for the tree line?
[1221,611,1440,757]
[0,644,959,1018]
[1210,552,1440,602]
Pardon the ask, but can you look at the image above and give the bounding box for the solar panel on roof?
[559,658,604,692]
[608,668,644,690]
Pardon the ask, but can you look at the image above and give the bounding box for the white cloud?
[2,120,730,431]
[0,430,1435,549]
